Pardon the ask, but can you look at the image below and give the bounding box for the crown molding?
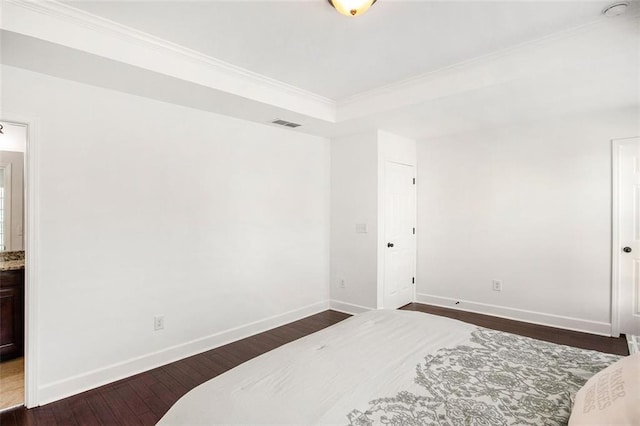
[336,12,640,121]
[2,0,336,122]
[2,1,637,127]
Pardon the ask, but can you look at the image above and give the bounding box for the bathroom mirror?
[0,166,6,250]
[0,164,10,251]
[0,122,27,252]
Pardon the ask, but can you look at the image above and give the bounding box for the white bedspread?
[158,309,619,425]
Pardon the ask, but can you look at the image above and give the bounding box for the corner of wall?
[329,299,374,315]
[329,131,379,308]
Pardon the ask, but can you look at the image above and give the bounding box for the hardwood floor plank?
[127,373,165,411]
[293,314,342,332]
[198,355,231,379]
[138,390,170,421]
[99,387,143,426]
[128,368,176,416]
[49,399,78,425]
[13,407,37,426]
[0,409,18,426]
[136,410,161,425]
[181,354,222,380]
[304,311,350,327]
[243,335,281,354]
[111,383,151,417]
[217,341,261,363]
[268,324,308,342]
[149,368,189,401]
[147,381,177,409]
[163,361,206,390]
[212,346,247,367]
[126,373,158,400]
[85,391,121,425]
[202,351,238,372]
[173,358,210,382]
[67,396,101,426]
[251,330,289,348]
[287,320,322,335]
[32,406,57,426]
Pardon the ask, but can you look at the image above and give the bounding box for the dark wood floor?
[400,303,629,356]
[1,303,628,425]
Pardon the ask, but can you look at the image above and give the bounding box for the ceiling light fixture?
[602,2,629,17]
[328,0,377,17]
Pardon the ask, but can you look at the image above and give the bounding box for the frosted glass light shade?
[328,0,377,17]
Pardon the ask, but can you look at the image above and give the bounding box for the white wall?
[330,131,378,312]
[416,107,640,335]
[1,65,330,404]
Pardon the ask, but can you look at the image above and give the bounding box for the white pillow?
[569,353,640,425]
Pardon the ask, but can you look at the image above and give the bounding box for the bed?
[158,309,621,425]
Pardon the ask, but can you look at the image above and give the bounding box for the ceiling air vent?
[271,119,301,128]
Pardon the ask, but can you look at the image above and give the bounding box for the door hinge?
[412,178,416,185]
[412,227,415,235]
[412,277,415,284]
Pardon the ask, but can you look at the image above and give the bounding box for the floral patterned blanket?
[347,327,620,426]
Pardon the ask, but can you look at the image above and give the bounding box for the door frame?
[611,137,640,338]
[1,114,40,408]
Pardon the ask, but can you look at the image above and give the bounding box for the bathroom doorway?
[0,121,27,411]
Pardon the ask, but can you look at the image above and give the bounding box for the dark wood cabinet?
[0,269,24,360]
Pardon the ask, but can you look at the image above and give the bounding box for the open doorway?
[0,121,27,411]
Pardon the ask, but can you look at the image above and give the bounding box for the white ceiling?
[63,0,621,100]
[2,0,638,140]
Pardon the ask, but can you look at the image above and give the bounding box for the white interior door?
[383,161,416,309]
[615,137,640,337]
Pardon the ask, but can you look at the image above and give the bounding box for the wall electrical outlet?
[492,280,502,292]
[154,315,164,331]
[339,278,346,289]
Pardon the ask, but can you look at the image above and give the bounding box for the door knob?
[623,247,632,253]
[387,242,394,248]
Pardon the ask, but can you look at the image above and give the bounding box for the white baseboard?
[416,293,611,337]
[329,299,373,315]
[37,300,330,406]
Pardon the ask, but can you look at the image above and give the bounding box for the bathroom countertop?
[0,251,25,271]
